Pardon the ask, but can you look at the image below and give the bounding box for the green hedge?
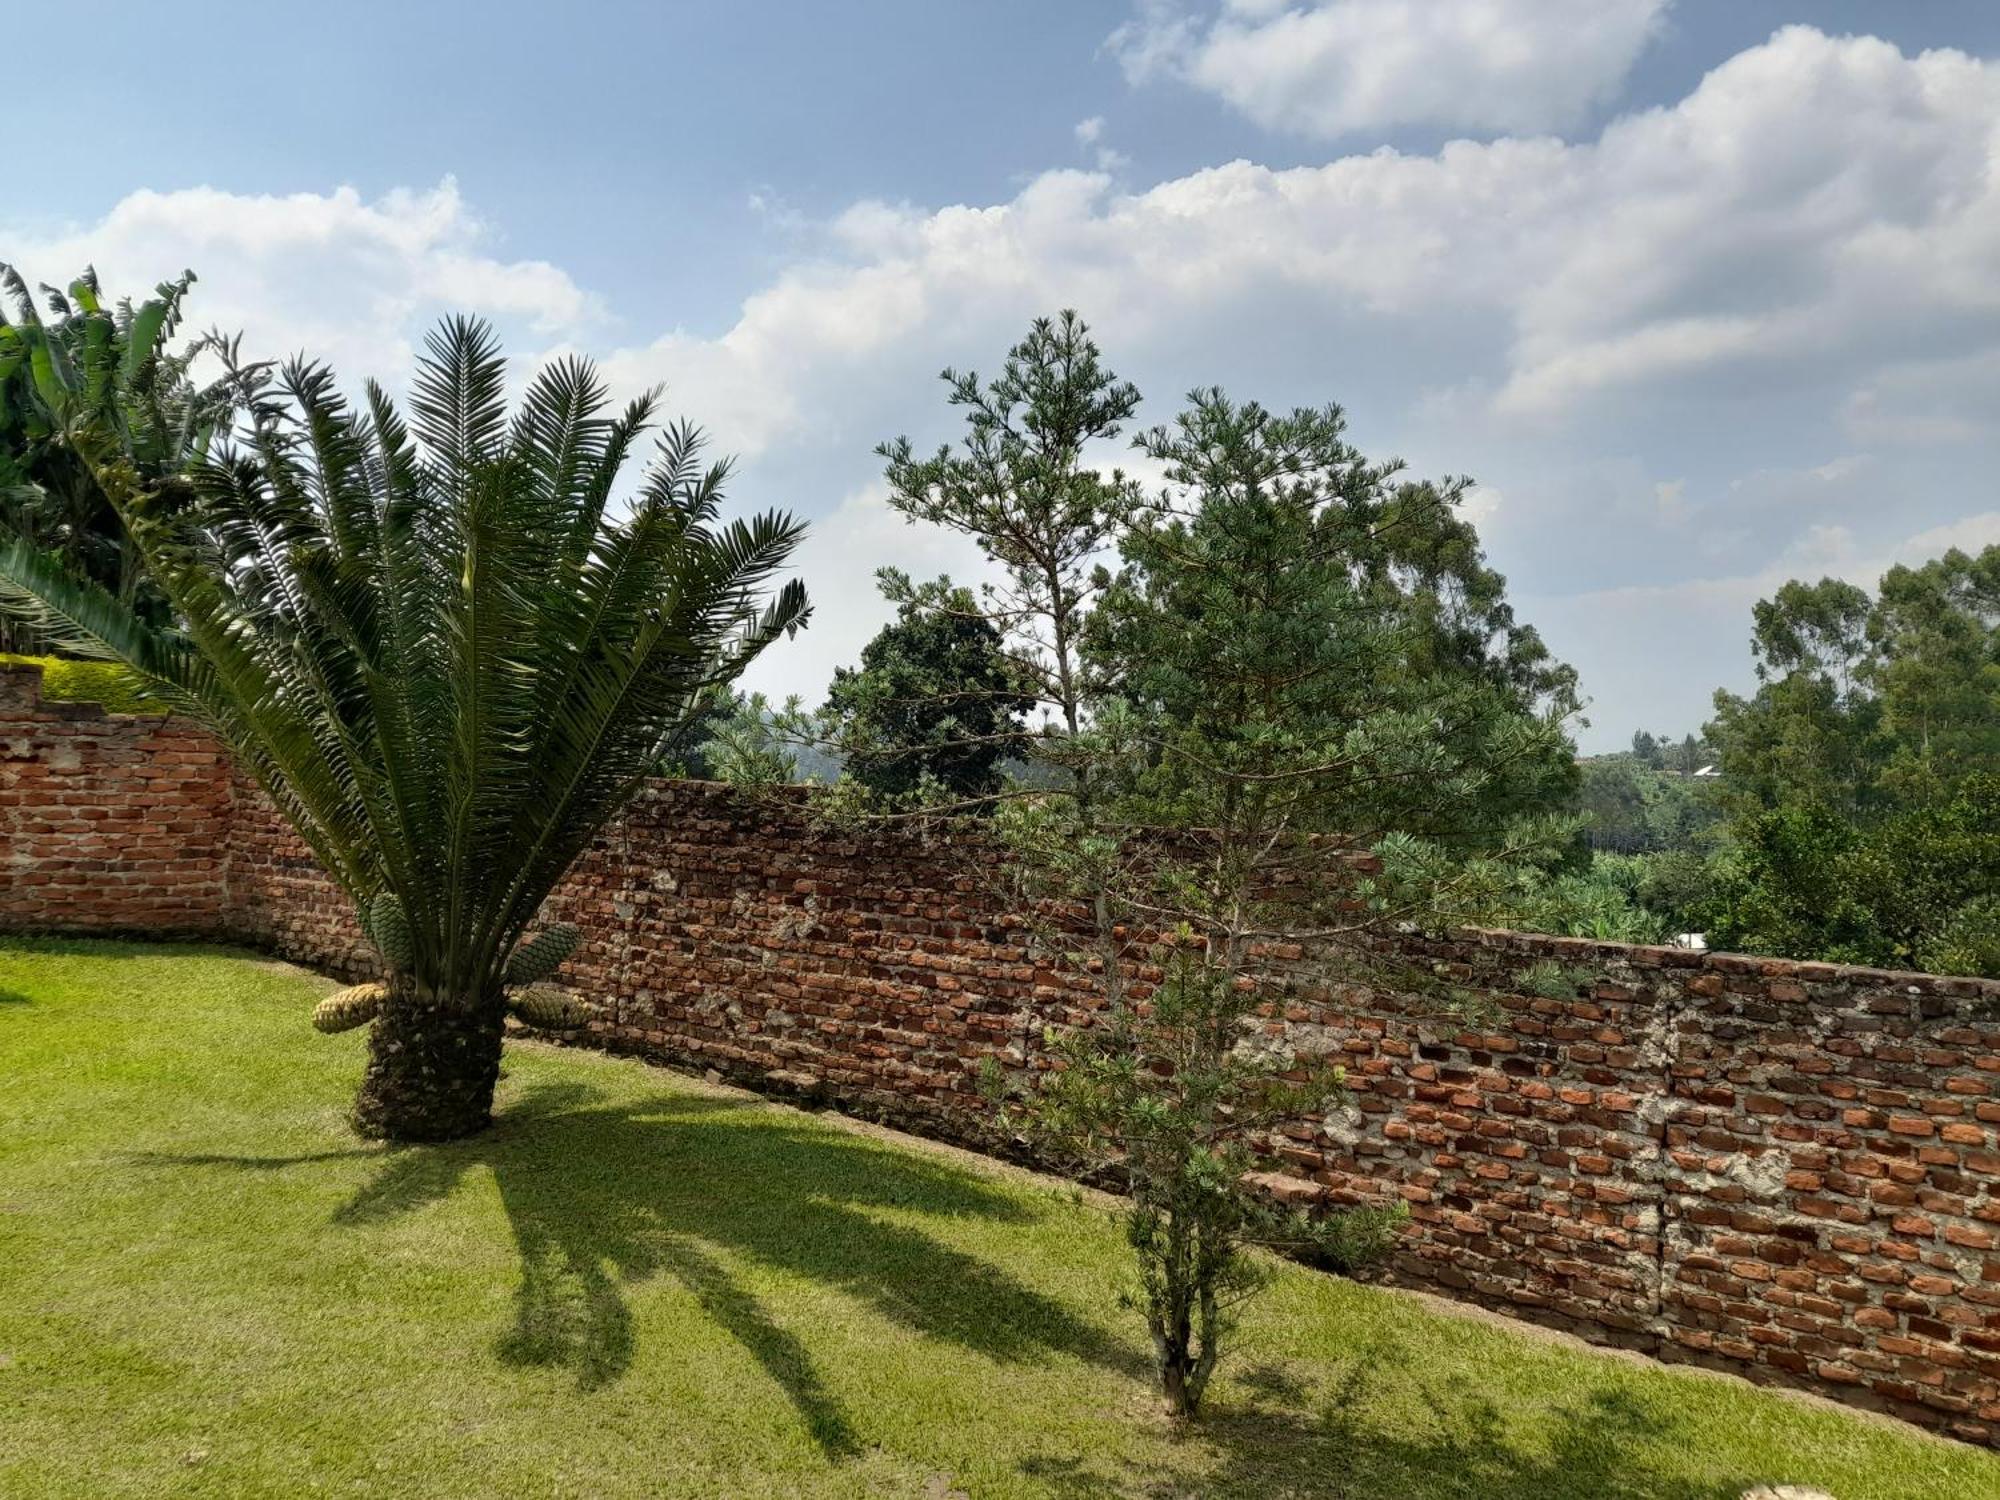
[0,654,166,715]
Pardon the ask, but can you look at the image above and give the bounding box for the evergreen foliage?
[815,316,1582,1416]
[876,310,1141,737]
[822,580,1030,802]
[984,377,1576,1417]
[0,316,808,1138]
[0,266,241,652]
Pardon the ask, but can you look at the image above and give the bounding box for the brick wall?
[0,662,235,935]
[7,659,2000,1444]
[223,774,379,980]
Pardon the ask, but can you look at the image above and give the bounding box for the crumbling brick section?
[6,659,2000,1445]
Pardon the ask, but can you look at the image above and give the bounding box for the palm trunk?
[351,983,506,1142]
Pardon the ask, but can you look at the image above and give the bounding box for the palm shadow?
[148,1079,1146,1462]
[1022,1343,1743,1499]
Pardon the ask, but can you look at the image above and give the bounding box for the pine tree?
[998,390,1579,1416]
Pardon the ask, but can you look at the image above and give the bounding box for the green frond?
[2,312,809,1001]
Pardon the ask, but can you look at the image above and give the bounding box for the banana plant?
[0,265,244,651]
[0,316,810,1140]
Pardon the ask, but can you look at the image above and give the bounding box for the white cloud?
[1,179,601,382]
[1073,115,1130,173]
[587,27,2000,459]
[736,482,999,707]
[1072,114,1136,172]
[1892,510,2000,564]
[1494,28,2000,418]
[1111,0,1669,138]
[13,27,2000,750]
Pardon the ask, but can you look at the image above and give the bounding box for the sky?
[10,0,2000,751]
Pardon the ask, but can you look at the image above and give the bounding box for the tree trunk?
[1154,1301,1200,1419]
[1160,1354,1195,1419]
[351,985,506,1142]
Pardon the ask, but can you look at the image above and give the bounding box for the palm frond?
[5,313,809,1001]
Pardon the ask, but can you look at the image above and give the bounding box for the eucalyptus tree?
[1702,546,2000,974]
[0,317,809,1140]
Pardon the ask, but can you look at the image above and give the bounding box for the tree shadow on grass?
[0,988,32,1005]
[1022,1343,1741,1500]
[148,1079,1147,1462]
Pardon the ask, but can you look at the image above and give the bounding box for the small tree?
[996,390,1577,1417]
[0,318,808,1140]
[876,309,1140,738]
[999,939,1394,1416]
[822,579,1030,802]
[841,321,1579,1415]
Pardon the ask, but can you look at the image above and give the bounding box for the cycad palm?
[0,317,809,1139]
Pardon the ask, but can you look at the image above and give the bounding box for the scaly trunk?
[351,983,506,1142]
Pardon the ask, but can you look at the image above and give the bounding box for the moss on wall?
[0,654,165,715]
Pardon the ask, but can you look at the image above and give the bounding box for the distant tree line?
[1506,553,1999,975]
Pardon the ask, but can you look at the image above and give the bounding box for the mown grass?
[2,936,1995,1499]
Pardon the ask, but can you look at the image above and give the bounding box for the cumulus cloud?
[1892,510,2000,564]
[1074,115,1131,172]
[12,27,2000,747]
[618,28,2000,733]
[0,179,601,381]
[1110,0,1670,137]
[593,28,2000,463]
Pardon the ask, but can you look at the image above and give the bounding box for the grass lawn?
[3,938,1996,1499]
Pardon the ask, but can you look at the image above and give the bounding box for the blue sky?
[12,1,2000,748]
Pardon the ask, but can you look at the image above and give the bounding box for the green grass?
[2,939,1994,1500]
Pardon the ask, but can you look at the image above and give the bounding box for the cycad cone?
[313,982,387,1033]
[367,892,414,968]
[510,985,587,1030]
[506,923,581,986]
